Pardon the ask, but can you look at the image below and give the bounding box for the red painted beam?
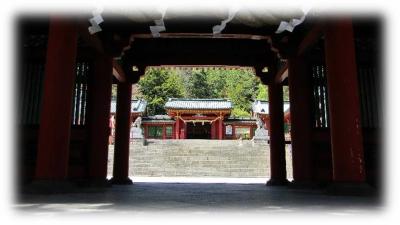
[297,24,323,56]
[274,63,288,84]
[180,116,218,120]
[132,33,271,40]
[267,82,288,185]
[77,21,104,54]
[111,82,133,184]
[288,55,313,183]
[35,18,78,180]
[324,19,365,182]
[112,59,127,82]
[87,53,113,182]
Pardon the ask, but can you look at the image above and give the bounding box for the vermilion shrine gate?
[144,98,259,140]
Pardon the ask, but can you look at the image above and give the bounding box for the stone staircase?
[108,139,293,178]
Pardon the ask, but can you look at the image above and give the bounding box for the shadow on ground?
[15,183,382,215]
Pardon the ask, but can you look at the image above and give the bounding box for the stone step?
[108,139,292,178]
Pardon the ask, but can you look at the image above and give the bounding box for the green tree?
[232,107,251,117]
[186,69,213,98]
[283,86,290,101]
[137,67,265,117]
[206,68,227,98]
[138,68,185,115]
[111,84,117,98]
[224,69,260,116]
[256,83,268,100]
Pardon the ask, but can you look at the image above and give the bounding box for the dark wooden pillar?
[87,53,113,185]
[267,82,288,185]
[288,55,313,186]
[110,82,133,184]
[35,18,78,180]
[324,19,366,184]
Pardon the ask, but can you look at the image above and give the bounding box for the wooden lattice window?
[19,62,45,125]
[71,62,90,126]
[311,64,330,128]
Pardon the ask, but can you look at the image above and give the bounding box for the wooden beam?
[23,47,96,61]
[77,21,105,54]
[112,59,126,82]
[297,24,323,56]
[123,37,273,68]
[274,63,288,84]
[181,116,218,120]
[166,109,231,115]
[132,33,270,40]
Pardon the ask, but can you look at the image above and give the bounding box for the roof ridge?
[110,98,146,102]
[168,98,231,101]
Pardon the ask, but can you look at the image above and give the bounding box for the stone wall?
[108,139,292,178]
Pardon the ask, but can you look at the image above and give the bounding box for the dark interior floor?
[14,182,382,216]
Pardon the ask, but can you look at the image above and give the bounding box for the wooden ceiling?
[19,7,317,84]
[94,7,309,83]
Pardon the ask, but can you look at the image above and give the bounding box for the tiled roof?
[225,117,256,124]
[226,117,256,121]
[165,98,233,110]
[252,100,290,114]
[110,99,147,113]
[144,115,173,120]
[142,115,175,123]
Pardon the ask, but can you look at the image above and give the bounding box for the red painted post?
[211,122,215,139]
[35,18,78,180]
[162,125,166,140]
[267,82,288,185]
[176,115,180,139]
[287,55,313,185]
[266,117,271,132]
[324,19,366,183]
[144,126,148,139]
[87,53,113,185]
[111,82,133,184]
[218,115,223,140]
[180,127,185,139]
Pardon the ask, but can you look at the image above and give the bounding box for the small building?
[109,98,290,141]
[141,98,257,140]
[224,117,258,140]
[110,98,147,121]
[109,99,147,143]
[142,115,175,139]
[252,100,291,141]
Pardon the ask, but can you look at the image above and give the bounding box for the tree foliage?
[283,86,290,101]
[187,69,214,98]
[256,83,268,100]
[223,69,260,115]
[137,68,185,115]
[133,67,289,117]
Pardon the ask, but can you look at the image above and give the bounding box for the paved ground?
[14,182,382,216]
